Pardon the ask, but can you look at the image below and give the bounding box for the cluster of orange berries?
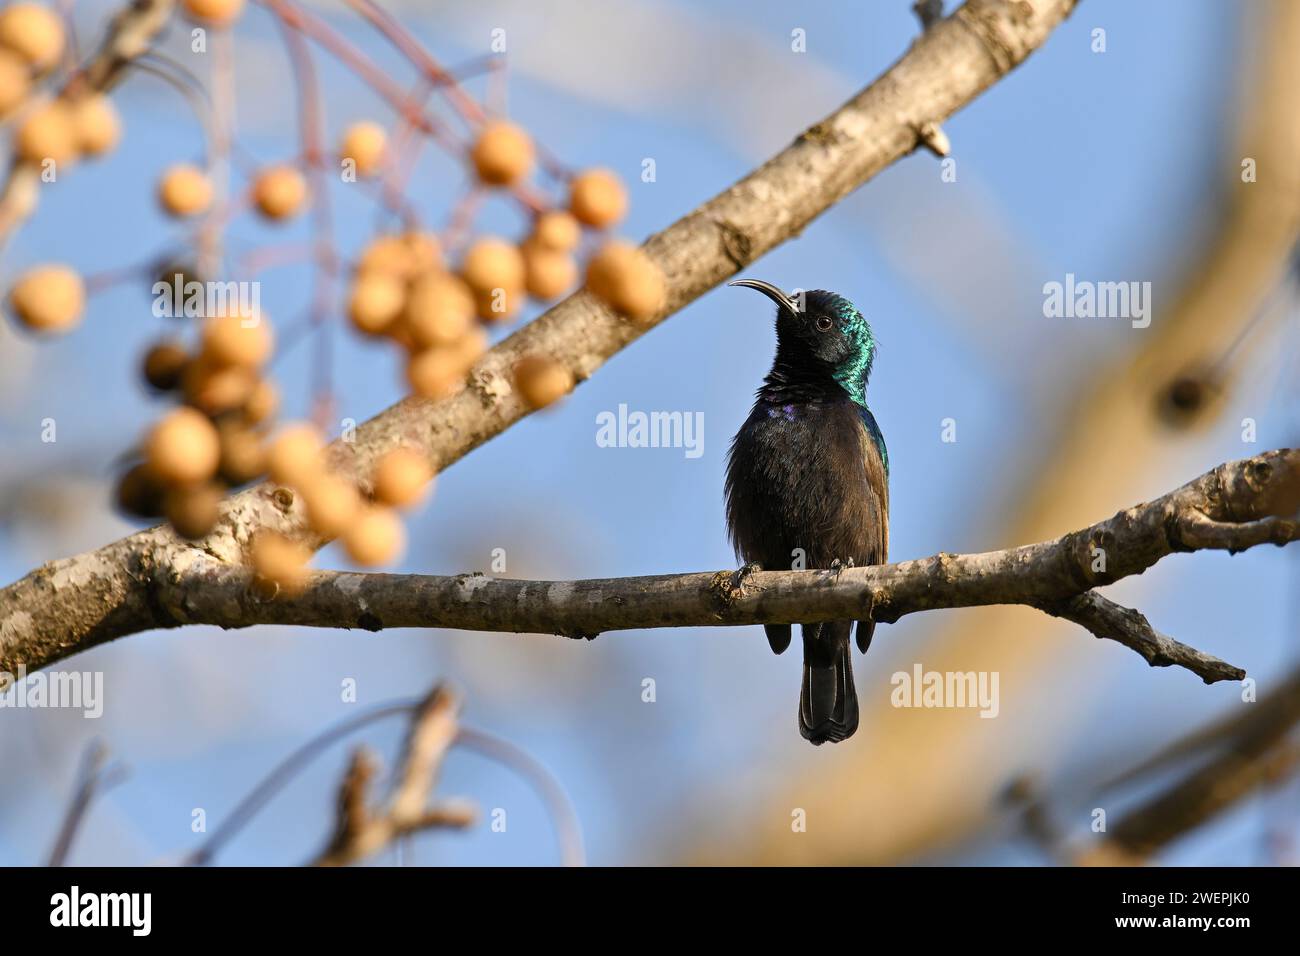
[3,0,668,591]
[0,4,119,173]
[157,162,307,222]
[250,430,433,594]
[0,4,115,335]
[118,311,278,538]
[123,310,435,588]
[340,116,665,411]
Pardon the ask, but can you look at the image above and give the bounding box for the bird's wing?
[855,406,889,651]
[857,406,889,561]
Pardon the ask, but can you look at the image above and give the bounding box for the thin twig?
[456,727,586,867]
[47,740,128,866]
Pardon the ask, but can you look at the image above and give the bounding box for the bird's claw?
[829,557,855,579]
[713,562,763,607]
[731,561,762,592]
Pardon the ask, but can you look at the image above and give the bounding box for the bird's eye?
[814,315,833,332]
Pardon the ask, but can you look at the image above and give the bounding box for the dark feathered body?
[724,284,889,745]
[727,401,888,575]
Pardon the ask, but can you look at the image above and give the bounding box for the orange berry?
[513,354,574,410]
[584,241,633,299]
[72,94,119,156]
[474,286,521,323]
[453,327,489,370]
[403,232,442,274]
[357,235,408,277]
[183,359,256,415]
[522,241,577,300]
[145,407,221,486]
[159,164,213,217]
[406,272,474,348]
[252,165,307,220]
[218,423,266,485]
[202,312,274,367]
[532,210,581,252]
[357,232,441,279]
[372,448,432,509]
[182,0,244,27]
[0,49,31,117]
[387,319,415,352]
[0,3,65,70]
[116,463,165,519]
[406,347,467,400]
[16,101,77,166]
[470,120,534,186]
[266,422,324,487]
[585,240,664,323]
[568,168,627,228]
[8,264,84,333]
[300,472,361,538]
[339,121,386,177]
[461,237,525,295]
[343,505,405,566]
[251,531,310,595]
[142,340,189,391]
[348,271,406,337]
[241,378,279,425]
[165,481,224,539]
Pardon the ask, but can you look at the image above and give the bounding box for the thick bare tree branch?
[1,0,1082,670]
[9,450,1291,685]
[155,449,1300,685]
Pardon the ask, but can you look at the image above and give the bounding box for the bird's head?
[729,279,876,402]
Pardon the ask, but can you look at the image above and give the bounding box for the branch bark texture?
[7,451,1293,684]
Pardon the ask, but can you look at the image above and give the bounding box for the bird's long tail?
[799,621,858,744]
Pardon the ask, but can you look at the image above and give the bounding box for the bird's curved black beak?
[728,278,800,314]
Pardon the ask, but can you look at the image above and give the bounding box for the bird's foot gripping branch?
[3,450,1295,685]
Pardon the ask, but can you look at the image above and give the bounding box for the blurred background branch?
[312,684,475,866]
[41,682,578,866]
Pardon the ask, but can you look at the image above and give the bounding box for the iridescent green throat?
[828,297,875,407]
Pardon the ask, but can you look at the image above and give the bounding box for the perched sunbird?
[724,280,889,745]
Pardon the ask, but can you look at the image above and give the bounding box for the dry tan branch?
[9,451,1291,686]
[313,685,474,867]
